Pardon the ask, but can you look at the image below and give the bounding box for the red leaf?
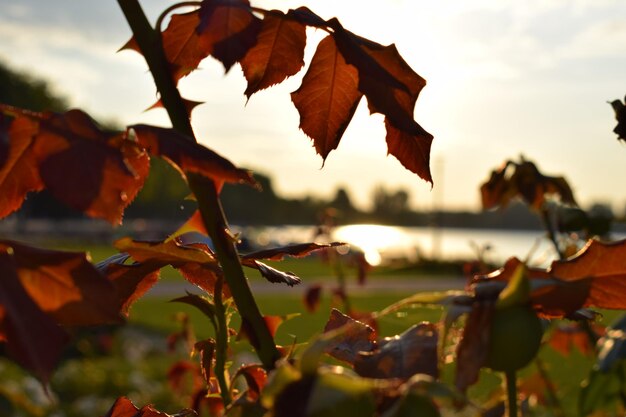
[197,0,262,72]
[354,322,439,380]
[231,364,267,401]
[385,120,433,184]
[104,396,195,417]
[322,308,376,364]
[162,11,210,83]
[291,35,362,160]
[240,10,306,97]
[0,253,68,383]
[303,284,323,313]
[130,124,258,189]
[4,240,122,326]
[0,116,43,218]
[242,242,345,261]
[194,339,216,385]
[97,255,161,317]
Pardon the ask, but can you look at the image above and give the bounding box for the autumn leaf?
[197,0,262,72]
[0,106,150,224]
[322,309,377,364]
[104,396,195,417]
[480,158,576,210]
[130,124,258,189]
[303,284,323,313]
[241,259,302,286]
[385,119,434,185]
[0,253,68,383]
[242,242,345,261]
[3,240,122,326]
[354,322,439,380]
[610,95,625,141]
[231,364,268,401]
[286,6,327,29]
[291,35,362,160]
[194,339,216,385]
[96,253,161,317]
[162,11,210,82]
[240,9,306,98]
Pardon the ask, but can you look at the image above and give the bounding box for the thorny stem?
[117,0,280,370]
[505,370,519,417]
[213,276,231,406]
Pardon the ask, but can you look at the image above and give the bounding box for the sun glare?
[332,224,416,266]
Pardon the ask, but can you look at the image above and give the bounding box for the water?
[239,224,565,267]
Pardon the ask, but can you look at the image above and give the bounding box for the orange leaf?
[130,124,258,189]
[231,364,267,401]
[291,35,362,160]
[197,0,261,72]
[0,115,43,218]
[104,396,195,417]
[0,252,68,383]
[241,10,306,97]
[3,240,122,326]
[162,11,210,82]
[115,237,215,265]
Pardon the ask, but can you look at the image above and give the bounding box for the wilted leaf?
[242,242,345,261]
[197,0,261,72]
[0,253,68,383]
[480,158,576,210]
[354,322,439,380]
[322,309,376,364]
[610,95,625,141]
[291,35,362,160]
[241,10,306,97]
[130,124,257,189]
[242,259,301,286]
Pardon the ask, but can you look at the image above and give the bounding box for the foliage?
[1,1,626,417]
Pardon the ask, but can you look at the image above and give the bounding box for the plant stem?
[213,276,231,406]
[505,370,518,417]
[117,0,280,370]
[540,207,564,260]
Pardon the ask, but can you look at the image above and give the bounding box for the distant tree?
[372,185,411,219]
[0,60,68,112]
[330,187,356,215]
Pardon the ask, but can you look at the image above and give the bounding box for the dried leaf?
[242,242,345,261]
[197,0,262,72]
[354,322,439,380]
[322,309,376,364]
[241,10,306,97]
[130,124,258,189]
[291,35,362,160]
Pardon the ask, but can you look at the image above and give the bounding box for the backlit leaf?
[322,309,376,364]
[3,240,122,326]
[0,106,150,224]
[241,10,306,97]
[242,259,301,286]
[291,35,362,161]
[115,237,215,265]
[162,11,210,82]
[231,364,267,401]
[194,339,216,385]
[197,0,262,72]
[385,119,433,184]
[104,396,195,417]
[354,322,439,380]
[130,124,257,189]
[242,242,345,261]
[0,253,68,383]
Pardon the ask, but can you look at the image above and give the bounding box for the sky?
[0,0,625,212]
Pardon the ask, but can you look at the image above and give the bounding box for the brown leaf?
[455,301,494,393]
[385,120,433,184]
[0,106,150,224]
[130,124,257,189]
[178,262,227,296]
[242,242,345,261]
[104,396,195,417]
[354,323,438,380]
[97,254,161,317]
[303,284,323,313]
[0,116,43,218]
[197,0,262,72]
[162,11,210,82]
[115,237,215,265]
[231,364,267,401]
[242,259,301,286]
[3,240,122,326]
[241,10,306,97]
[322,308,376,364]
[286,6,327,28]
[194,339,216,386]
[0,252,68,383]
[291,35,362,160]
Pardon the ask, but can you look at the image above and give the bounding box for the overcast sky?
[1,0,625,212]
